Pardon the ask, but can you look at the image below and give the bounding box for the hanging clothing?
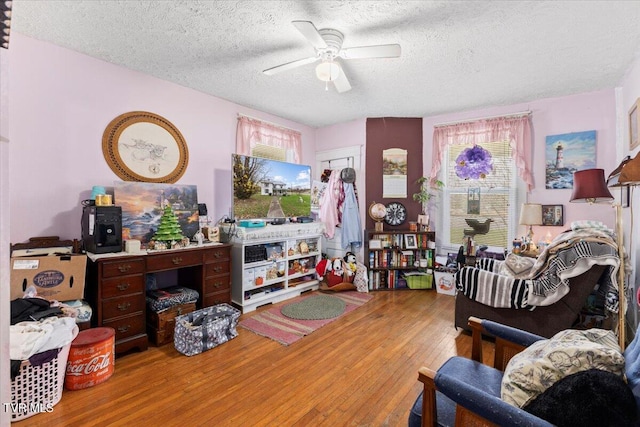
[321,169,332,183]
[341,182,362,249]
[319,170,342,239]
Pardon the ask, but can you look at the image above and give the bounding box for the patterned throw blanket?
[456,227,621,312]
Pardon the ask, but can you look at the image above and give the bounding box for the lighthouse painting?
[545,130,596,189]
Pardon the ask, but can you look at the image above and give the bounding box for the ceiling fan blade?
[263,56,319,75]
[333,68,352,93]
[340,44,401,59]
[292,20,327,49]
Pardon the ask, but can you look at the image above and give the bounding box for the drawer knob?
[117,302,131,311]
[214,282,221,289]
[117,325,130,333]
[213,266,222,273]
[118,264,131,273]
[172,257,183,265]
[117,283,130,291]
[214,252,222,258]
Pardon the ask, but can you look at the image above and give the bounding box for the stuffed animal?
[315,257,355,290]
[344,252,357,277]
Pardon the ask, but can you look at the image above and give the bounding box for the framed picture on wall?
[629,98,640,151]
[544,131,596,189]
[542,205,564,226]
[102,111,189,184]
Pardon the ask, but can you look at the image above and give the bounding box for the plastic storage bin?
[404,273,433,289]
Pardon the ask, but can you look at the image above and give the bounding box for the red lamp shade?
[570,169,614,203]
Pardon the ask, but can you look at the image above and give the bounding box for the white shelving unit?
[231,223,324,313]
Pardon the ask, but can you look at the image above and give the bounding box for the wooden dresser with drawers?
[85,243,232,354]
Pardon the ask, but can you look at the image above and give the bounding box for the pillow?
[501,328,625,408]
[524,369,637,426]
[499,253,536,278]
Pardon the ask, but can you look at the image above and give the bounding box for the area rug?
[239,291,373,345]
[280,294,346,320]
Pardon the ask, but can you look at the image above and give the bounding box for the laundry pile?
[10,295,79,380]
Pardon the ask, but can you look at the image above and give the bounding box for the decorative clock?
[385,202,407,226]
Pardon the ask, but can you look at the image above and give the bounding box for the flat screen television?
[232,154,312,220]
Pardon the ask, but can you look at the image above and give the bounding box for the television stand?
[231,222,325,312]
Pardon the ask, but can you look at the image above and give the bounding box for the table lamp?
[519,203,542,252]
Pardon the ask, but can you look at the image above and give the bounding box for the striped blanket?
[455,228,621,311]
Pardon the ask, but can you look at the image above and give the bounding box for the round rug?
[280,294,346,320]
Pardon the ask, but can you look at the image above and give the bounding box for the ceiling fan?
[263,20,401,93]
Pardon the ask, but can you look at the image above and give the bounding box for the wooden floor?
[21,290,495,427]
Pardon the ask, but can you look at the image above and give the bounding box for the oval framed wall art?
[102,111,189,183]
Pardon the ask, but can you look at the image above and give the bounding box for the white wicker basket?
[10,343,71,422]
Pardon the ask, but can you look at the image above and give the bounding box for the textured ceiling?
[11,1,640,128]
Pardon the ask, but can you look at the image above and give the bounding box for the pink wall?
[314,118,366,154]
[5,34,629,249]
[316,92,620,243]
[422,89,619,240]
[7,34,316,244]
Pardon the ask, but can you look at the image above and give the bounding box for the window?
[250,143,287,161]
[438,140,518,251]
[236,115,301,163]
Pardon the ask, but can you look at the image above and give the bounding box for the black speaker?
[198,203,208,216]
[82,205,122,254]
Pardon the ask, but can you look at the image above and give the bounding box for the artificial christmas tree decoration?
[153,205,184,244]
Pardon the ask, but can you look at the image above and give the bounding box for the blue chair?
[408,317,640,427]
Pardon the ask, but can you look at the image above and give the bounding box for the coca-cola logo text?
[66,353,112,376]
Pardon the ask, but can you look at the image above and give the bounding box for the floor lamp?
[607,153,640,350]
[569,169,624,348]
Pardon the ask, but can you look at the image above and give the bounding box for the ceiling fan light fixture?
[315,60,340,82]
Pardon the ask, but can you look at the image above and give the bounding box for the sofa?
[454,225,621,338]
[455,263,607,338]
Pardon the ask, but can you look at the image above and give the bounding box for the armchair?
[408,317,640,427]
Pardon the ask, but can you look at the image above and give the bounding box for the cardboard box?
[11,253,86,301]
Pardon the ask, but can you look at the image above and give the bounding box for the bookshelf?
[366,230,436,290]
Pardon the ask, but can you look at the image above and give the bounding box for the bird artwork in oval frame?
[102,111,189,183]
